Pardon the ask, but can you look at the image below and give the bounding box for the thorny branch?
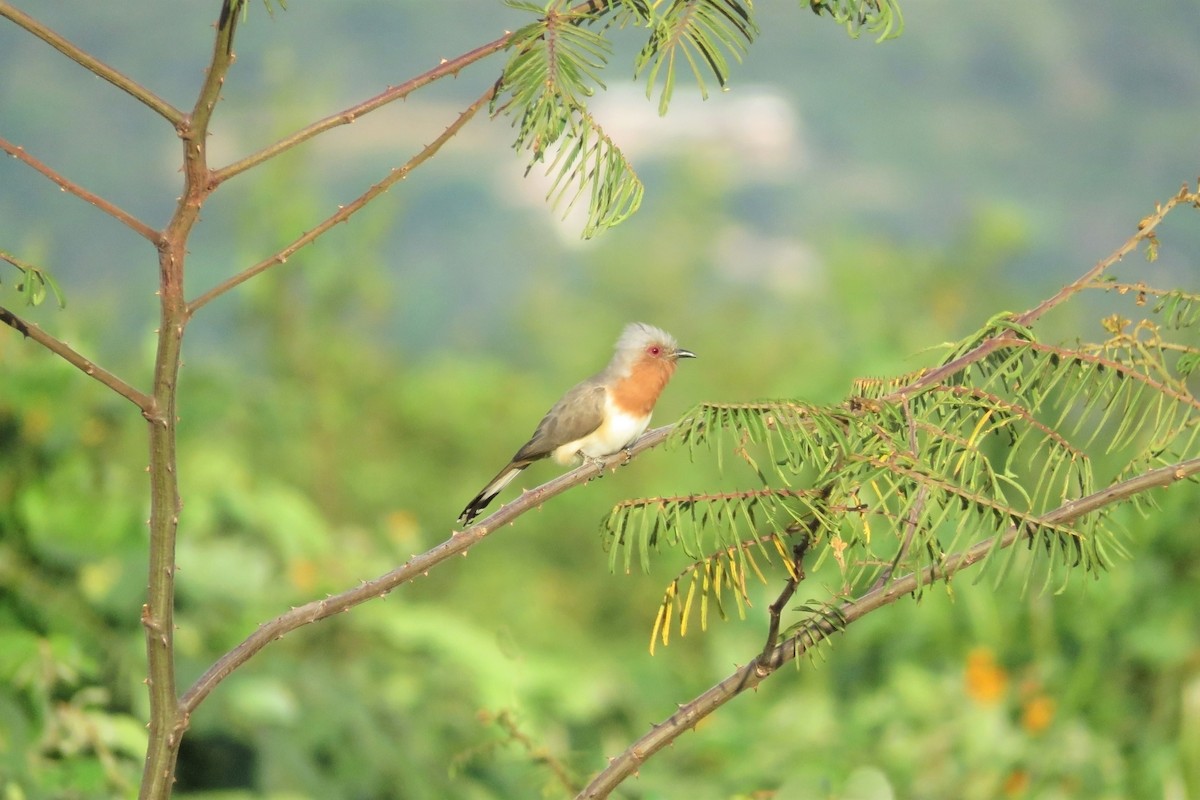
[0,305,155,413]
[0,1,183,124]
[187,86,497,315]
[577,456,1200,799]
[890,185,1200,403]
[179,425,674,714]
[0,136,161,243]
[758,525,810,663]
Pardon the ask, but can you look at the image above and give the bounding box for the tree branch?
[0,304,155,414]
[890,185,1200,403]
[212,35,511,184]
[187,85,497,316]
[139,3,247,796]
[0,1,183,125]
[179,423,675,716]
[871,396,926,591]
[0,136,162,243]
[209,0,618,184]
[759,529,809,661]
[577,456,1200,799]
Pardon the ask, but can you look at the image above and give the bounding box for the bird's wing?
[512,379,607,462]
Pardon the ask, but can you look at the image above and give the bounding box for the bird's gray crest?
[614,322,678,357]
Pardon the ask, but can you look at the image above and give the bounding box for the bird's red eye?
[648,345,661,356]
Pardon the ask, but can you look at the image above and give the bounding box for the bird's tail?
[458,463,527,525]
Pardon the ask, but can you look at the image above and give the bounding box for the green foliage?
[604,232,1200,653]
[495,1,643,237]
[0,250,65,308]
[809,0,905,42]
[634,0,759,115]
[2,194,1198,797]
[494,0,895,236]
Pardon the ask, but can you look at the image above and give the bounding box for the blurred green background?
[1,2,1198,798]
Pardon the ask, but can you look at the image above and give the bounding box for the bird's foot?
[578,451,607,478]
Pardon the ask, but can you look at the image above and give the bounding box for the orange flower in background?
[965,647,1008,705]
[1021,694,1056,734]
[1002,768,1030,796]
[289,557,319,592]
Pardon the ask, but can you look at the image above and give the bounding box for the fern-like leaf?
[635,0,758,115]
[495,1,643,236]
[808,0,904,42]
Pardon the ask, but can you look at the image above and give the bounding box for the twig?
[758,529,809,664]
[887,187,1200,403]
[212,38,510,184]
[210,0,617,184]
[0,2,183,125]
[1016,184,1198,326]
[577,456,1200,799]
[0,305,155,414]
[0,136,161,243]
[493,710,580,794]
[870,396,926,591]
[178,424,676,715]
[187,86,496,316]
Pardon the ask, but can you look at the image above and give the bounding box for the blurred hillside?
[1,3,1198,799]
[1,1,1197,361]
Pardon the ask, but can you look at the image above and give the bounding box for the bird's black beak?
[674,348,697,360]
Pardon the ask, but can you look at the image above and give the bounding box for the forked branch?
[577,456,1200,800]
[0,1,183,125]
[892,185,1200,402]
[187,86,497,316]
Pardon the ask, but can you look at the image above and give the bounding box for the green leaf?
[495,1,643,236]
[635,0,758,115]
[809,0,905,43]
[1,250,67,309]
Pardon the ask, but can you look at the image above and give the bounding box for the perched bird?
[457,322,696,525]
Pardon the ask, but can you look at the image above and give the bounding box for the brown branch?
[178,423,675,716]
[187,85,496,316]
[0,305,155,414]
[578,456,1200,799]
[888,186,1200,403]
[0,2,183,124]
[759,529,809,661]
[209,0,617,184]
[0,136,161,243]
[870,396,925,591]
[212,36,510,184]
[1016,185,1198,326]
[140,4,247,797]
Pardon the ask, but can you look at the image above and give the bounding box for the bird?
[457,322,696,525]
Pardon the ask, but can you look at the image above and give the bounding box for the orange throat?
[610,356,676,416]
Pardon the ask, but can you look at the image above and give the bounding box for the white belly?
[551,395,650,465]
